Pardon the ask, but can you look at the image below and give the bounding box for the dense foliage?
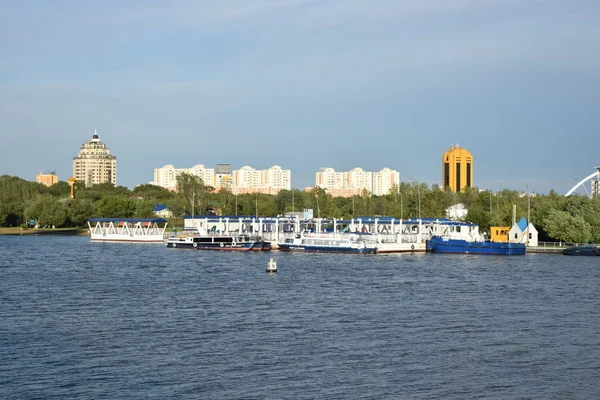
[1,174,599,243]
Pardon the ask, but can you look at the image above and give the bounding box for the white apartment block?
[372,168,400,196]
[344,168,373,193]
[73,130,117,187]
[262,165,291,191]
[316,168,344,189]
[233,165,291,194]
[315,167,400,197]
[153,164,215,191]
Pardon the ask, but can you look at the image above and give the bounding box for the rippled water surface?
[1,235,600,399]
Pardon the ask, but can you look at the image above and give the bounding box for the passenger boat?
[563,244,599,256]
[426,221,526,255]
[88,218,168,243]
[165,228,268,251]
[278,233,377,254]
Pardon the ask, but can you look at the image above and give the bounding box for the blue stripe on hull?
[278,244,376,254]
[196,243,255,251]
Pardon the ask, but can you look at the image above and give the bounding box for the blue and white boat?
[278,233,377,254]
[165,227,267,251]
[426,221,526,255]
[563,244,599,256]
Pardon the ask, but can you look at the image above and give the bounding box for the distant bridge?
[565,167,600,198]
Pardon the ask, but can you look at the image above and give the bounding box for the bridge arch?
[565,168,600,197]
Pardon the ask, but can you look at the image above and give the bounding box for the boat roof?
[88,218,168,223]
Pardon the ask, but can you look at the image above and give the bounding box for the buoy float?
[266,258,277,273]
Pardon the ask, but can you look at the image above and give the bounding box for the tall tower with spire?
[72,130,117,187]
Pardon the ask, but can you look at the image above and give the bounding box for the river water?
[1,235,599,399]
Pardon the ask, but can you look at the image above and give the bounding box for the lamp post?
[192,192,195,223]
[235,194,238,216]
[410,177,421,219]
[315,193,320,219]
[255,192,258,219]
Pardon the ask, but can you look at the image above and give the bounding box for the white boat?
[278,232,377,254]
[165,227,268,251]
[88,218,168,243]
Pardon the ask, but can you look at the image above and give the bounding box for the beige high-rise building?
[73,130,117,187]
[36,173,58,187]
[231,165,291,195]
[372,168,400,196]
[314,167,399,197]
[152,164,216,191]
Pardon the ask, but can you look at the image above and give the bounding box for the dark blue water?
[1,235,599,399]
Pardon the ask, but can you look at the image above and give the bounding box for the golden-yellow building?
[442,145,473,192]
[36,173,58,187]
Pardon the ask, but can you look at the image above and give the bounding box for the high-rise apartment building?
[592,166,600,198]
[215,164,233,190]
[442,145,473,192]
[373,168,400,196]
[73,130,117,187]
[36,173,58,187]
[233,165,291,194]
[315,167,399,197]
[344,168,373,194]
[316,168,344,189]
[153,164,215,191]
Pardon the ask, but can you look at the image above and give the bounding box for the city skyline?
[1,1,599,194]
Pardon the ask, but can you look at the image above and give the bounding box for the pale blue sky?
[1,0,599,194]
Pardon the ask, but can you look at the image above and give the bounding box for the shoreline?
[0,227,89,236]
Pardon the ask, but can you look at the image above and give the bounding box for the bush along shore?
[0,227,89,236]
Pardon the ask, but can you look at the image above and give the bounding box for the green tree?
[543,209,592,243]
[132,184,176,202]
[135,200,158,218]
[94,196,137,218]
[47,181,71,197]
[69,199,95,226]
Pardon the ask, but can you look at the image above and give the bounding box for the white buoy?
[266,258,277,273]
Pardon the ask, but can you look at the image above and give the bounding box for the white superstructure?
[88,218,168,242]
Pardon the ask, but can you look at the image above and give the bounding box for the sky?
[1,0,599,195]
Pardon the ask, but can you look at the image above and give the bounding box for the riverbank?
[0,227,89,236]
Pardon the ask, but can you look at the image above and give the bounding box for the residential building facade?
[36,173,58,187]
[372,167,400,196]
[152,164,215,191]
[315,167,400,197]
[233,165,291,194]
[73,130,117,187]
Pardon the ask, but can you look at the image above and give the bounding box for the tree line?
[1,174,599,243]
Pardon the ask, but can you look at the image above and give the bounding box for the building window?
[444,163,450,189]
[455,162,461,192]
[466,163,471,188]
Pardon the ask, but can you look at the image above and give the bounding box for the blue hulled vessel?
[426,221,526,255]
[278,233,377,254]
[563,244,599,256]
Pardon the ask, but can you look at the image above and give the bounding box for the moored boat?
[426,221,526,255]
[165,227,268,251]
[88,218,168,243]
[427,236,526,255]
[278,233,377,254]
[563,244,599,256]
